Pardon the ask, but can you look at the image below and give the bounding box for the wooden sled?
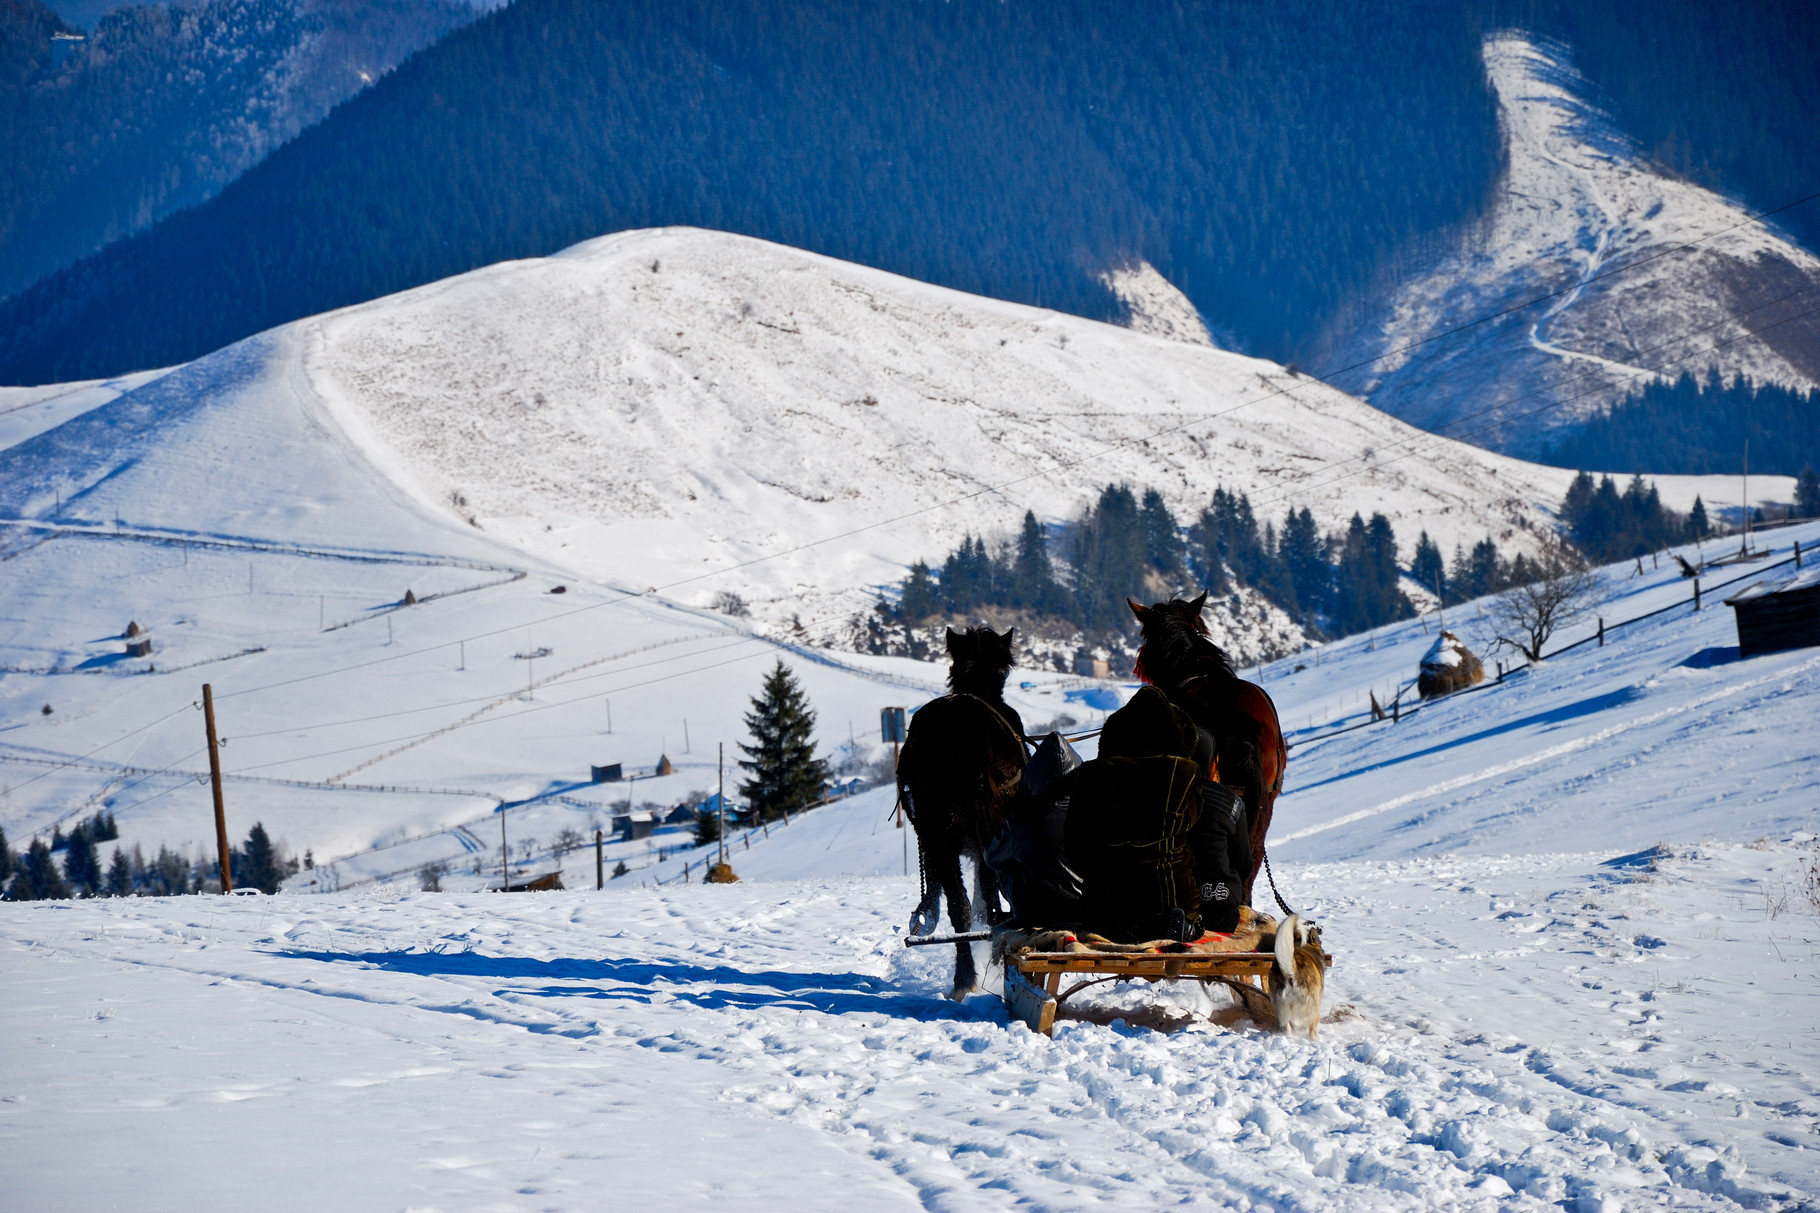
[1002,948,1331,1037]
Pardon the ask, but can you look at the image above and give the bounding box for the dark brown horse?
[1129,594,1286,908]
[897,627,1028,998]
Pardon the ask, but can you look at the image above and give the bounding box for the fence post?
[1597,617,1604,647]
[1796,540,1803,569]
[595,829,603,890]
[1693,579,1701,611]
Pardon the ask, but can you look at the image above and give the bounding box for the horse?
[1129,594,1287,909]
[896,626,1028,999]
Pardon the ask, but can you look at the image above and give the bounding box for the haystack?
[1417,631,1483,698]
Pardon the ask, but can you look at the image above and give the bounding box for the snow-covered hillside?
[1337,33,1820,457]
[299,226,1785,645]
[5,522,1816,1209]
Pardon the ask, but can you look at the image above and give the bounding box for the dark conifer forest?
[0,0,1508,382]
[1543,372,1820,478]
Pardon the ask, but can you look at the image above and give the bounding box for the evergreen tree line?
[1560,471,1704,563]
[1,819,298,900]
[1542,371,1820,478]
[888,484,1447,642]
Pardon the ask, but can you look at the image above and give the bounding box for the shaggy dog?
[1271,913,1327,1039]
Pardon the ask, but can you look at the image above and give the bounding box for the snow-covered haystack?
[1416,630,1484,698]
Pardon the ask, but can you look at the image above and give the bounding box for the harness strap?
[1261,846,1295,917]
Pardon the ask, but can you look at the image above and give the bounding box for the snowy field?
[7,523,1819,1209]
[3,230,1818,1208]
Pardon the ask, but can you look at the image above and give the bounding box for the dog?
[1270,913,1326,1039]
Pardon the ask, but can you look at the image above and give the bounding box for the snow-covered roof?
[1724,563,1820,603]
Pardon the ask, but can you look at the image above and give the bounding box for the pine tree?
[1139,489,1186,583]
[0,824,12,885]
[1411,531,1446,602]
[737,661,830,822]
[106,849,132,897]
[1689,495,1710,539]
[12,839,71,900]
[898,560,939,620]
[1797,465,1820,519]
[1011,510,1062,612]
[63,822,101,896]
[1278,507,1329,621]
[236,823,282,894]
[1069,484,1147,633]
[694,810,722,847]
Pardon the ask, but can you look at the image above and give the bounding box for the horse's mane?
[1134,607,1235,690]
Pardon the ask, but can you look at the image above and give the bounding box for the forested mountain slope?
[0,0,1505,384]
[1326,34,1820,462]
[0,0,480,298]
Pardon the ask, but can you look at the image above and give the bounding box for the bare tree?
[1489,538,1601,662]
[553,826,584,856]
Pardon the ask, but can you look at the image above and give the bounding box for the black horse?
[897,626,1028,998]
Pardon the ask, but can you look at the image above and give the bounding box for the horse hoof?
[947,984,975,1002]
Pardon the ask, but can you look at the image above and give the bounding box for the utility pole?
[717,743,727,868]
[595,828,604,890]
[684,718,690,753]
[1741,438,1751,556]
[202,684,232,893]
[500,806,509,891]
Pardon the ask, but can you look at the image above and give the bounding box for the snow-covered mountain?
[1335,33,1820,458]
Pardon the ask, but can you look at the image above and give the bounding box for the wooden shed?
[1725,566,1820,658]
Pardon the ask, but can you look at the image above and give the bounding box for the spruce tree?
[1278,507,1329,620]
[899,561,939,620]
[1411,531,1446,602]
[63,822,101,896]
[1069,484,1147,633]
[0,823,12,885]
[737,661,830,822]
[237,823,282,893]
[106,849,133,897]
[14,839,70,900]
[1139,489,1186,583]
[1011,510,1061,612]
[1797,465,1820,519]
[1689,496,1710,539]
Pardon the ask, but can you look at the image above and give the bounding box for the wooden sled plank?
[1003,964,1058,1037]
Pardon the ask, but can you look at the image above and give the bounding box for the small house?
[612,811,657,841]
[1725,565,1820,658]
[590,763,623,784]
[1074,648,1111,678]
[662,804,698,826]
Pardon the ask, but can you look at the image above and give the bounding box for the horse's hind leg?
[932,845,977,999]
